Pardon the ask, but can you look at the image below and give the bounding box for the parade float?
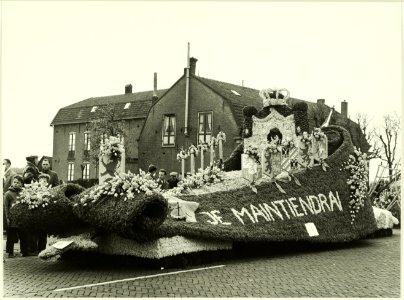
[10,88,397,262]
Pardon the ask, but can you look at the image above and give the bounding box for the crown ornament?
[259,88,290,107]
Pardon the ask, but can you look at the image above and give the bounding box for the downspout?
[184,42,190,136]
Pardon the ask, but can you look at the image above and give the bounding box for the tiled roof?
[51,90,168,125]
[194,76,316,127]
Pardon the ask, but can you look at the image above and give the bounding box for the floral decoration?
[300,131,312,146]
[100,136,124,161]
[341,147,368,224]
[176,148,189,161]
[263,140,283,154]
[197,142,209,152]
[216,131,226,142]
[313,127,326,141]
[168,165,225,195]
[76,170,161,206]
[244,145,261,165]
[188,144,199,155]
[16,182,54,210]
[209,136,218,148]
[373,189,399,210]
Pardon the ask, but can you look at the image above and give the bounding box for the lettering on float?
[199,191,343,226]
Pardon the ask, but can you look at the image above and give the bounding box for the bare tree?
[373,113,401,179]
[87,104,126,165]
[355,113,381,159]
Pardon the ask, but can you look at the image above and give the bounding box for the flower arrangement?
[16,182,54,210]
[281,137,295,155]
[341,147,369,224]
[100,136,124,161]
[169,165,225,195]
[216,131,226,142]
[373,189,399,210]
[300,131,312,146]
[77,170,161,206]
[263,140,283,154]
[176,148,189,161]
[244,145,261,165]
[188,144,199,155]
[313,128,326,141]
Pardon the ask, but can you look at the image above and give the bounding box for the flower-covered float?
[9,88,393,262]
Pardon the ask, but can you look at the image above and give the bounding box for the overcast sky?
[1,1,402,179]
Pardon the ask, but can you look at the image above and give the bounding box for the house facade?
[50,85,167,182]
[51,57,369,181]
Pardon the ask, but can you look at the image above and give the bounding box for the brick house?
[50,84,167,182]
[138,58,369,174]
[51,57,369,181]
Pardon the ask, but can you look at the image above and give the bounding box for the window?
[162,114,176,146]
[124,103,131,109]
[68,132,76,151]
[83,163,90,180]
[67,163,75,181]
[231,90,241,96]
[90,106,98,113]
[84,132,91,151]
[198,112,213,144]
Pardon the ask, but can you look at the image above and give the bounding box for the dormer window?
[124,103,131,109]
[231,90,241,96]
[90,106,98,113]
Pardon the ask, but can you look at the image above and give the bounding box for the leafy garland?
[100,136,124,161]
[16,182,54,210]
[341,147,368,224]
[76,170,161,207]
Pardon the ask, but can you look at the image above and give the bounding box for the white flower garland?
[341,147,368,224]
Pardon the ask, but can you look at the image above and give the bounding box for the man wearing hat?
[167,172,179,189]
[156,169,169,190]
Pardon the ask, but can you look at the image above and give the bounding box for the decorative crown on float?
[259,88,290,107]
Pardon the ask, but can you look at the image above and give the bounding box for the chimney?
[317,99,325,105]
[125,84,132,94]
[190,57,198,75]
[152,72,158,103]
[341,100,348,118]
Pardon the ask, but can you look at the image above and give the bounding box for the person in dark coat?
[167,172,179,189]
[40,159,59,187]
[156,169,169,190]
[4,175,30,257]
[22,155,40,184]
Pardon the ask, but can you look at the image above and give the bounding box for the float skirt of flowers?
[9,183,85,235]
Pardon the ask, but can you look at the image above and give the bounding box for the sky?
[1,1,402,180]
